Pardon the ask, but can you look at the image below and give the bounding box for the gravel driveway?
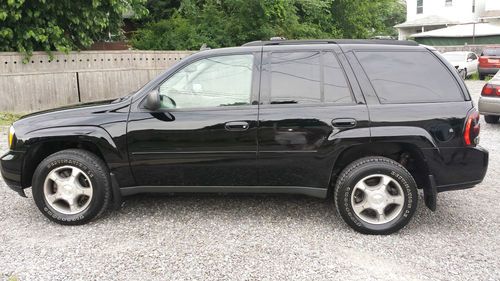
[1,80,499,281]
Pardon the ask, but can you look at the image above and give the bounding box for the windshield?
[482,49,500,56]
[442,53,464,61]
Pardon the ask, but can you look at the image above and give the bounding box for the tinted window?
[270,52,321,104]
[159,54,253,109]
[269,52,351,104]
[356,51,463,104]
[482,48,500,56]
[323,52,352,103]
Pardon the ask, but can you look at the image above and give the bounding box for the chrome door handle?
[225,121,249,131]
[332,118,357,128]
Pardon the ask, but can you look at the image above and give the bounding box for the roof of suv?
[242,39,419,47]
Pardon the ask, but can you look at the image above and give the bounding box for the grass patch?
[0,112,23,126]
[466,72,491,82]
[468,72,480,81]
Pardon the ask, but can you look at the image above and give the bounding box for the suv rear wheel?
[32,149,111,225]
[334,156,418,235]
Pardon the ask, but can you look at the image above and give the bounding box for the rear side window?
[269,51,352,104]
[356,51,464,104]
[482,48,500,56]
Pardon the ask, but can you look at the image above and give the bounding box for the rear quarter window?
[356,51,464,104]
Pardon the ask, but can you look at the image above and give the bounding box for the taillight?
[464,109,480,146]
[481,84,500,96]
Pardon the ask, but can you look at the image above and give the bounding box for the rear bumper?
[423,146,488,193]
[479,96,500,115]
[478,67,499,75]
[1,151,26,196]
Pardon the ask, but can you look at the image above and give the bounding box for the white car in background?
[478,70,500,123]
[442,51,479,79]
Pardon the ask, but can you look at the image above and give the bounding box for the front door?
[127,52,261,187]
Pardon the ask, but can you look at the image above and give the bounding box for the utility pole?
[472,21,476,45]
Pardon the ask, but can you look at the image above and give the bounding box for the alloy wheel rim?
[350,174,405,225]
[43,165,93,215]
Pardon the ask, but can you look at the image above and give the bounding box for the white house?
[395,0,500,42]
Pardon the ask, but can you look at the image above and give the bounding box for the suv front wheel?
[334,156,418,235]
[32,149,111,225]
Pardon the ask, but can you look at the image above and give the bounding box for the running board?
[120,185,328,199]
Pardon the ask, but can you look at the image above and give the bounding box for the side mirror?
[144,89,160,111]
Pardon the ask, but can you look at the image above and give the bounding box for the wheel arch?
[20,126,123,188]
[328,141,431,196]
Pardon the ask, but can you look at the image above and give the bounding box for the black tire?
[334,156,418,235]
[484,115,499,124]
[32,149,111,225]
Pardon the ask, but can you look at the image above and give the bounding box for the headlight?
[8,126,15,149]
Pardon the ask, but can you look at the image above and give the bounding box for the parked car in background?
[1,39,488,235]
[479,47,500,80]
[479,70,500,123]
[442,51,479,79]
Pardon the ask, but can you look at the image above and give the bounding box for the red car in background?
[479,47,500,80]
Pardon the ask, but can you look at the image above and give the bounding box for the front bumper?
[479,96,500,116]
[1,151,26,197]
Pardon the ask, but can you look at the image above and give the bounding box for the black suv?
[1,40,488,234]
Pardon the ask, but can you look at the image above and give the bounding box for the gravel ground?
[1,80,499,281]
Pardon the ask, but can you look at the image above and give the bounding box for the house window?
[417,0,423,14]
[445,0,452,7]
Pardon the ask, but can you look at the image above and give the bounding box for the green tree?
[330,0,405,38]
[0,0,148,59]
[132,0,341,50]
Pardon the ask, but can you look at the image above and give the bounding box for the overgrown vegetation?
[131,0,406,50]
[0,112,22,126]
[0,0,405,56]
[0,0,148,60]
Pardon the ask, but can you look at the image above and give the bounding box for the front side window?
[356,51,464,104]
[417,0,423,14]
[269,51,352,104]
[158,54,254,109]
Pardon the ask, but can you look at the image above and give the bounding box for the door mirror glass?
[144,89,161,111]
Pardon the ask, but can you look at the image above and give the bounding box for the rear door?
[257,44,370,189]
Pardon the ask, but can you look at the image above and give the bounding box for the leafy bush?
[0,0,148,59]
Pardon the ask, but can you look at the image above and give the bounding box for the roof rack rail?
[242,39,419,47]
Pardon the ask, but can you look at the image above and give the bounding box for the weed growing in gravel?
[0,112,22,126]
